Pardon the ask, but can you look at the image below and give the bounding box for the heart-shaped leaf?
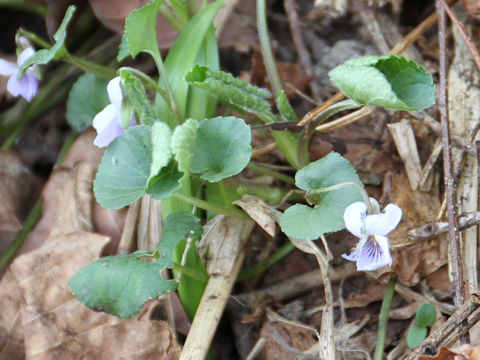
[279,152,363,240]
[190,116,251,182]
[329,55,435,111]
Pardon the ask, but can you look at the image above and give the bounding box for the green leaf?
[124,0,163,58]
[19,6,76,75]
[276,90,298,122]
[157,212,203,259]
[329,54,435,111]
[416,302,436,327]
[279,152,363,240]
[167,0,189,24]
[117,34,131,62]
[66,73,109,132]
[68,250,177,318]
[94,125,152,209]
[186,64,271,114]
[120,70,158,125]
[190,116,252,182]
[150,121,173,179]
[156,0,224,126]
[146,160,183,200]
[407,325,428,349]
[171,118,198,173]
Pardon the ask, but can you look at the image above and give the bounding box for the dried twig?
[409,211,480,241]
[438,0,480,74]
[283,0,322,101]
[436,0,467,341]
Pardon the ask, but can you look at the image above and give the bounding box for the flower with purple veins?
[342,200,402,271]
[0,47,39,101]
[92,76,135,148]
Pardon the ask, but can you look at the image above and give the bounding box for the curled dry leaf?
[234,194,276,237]
[463,0,480,20]
[419,344,480,360]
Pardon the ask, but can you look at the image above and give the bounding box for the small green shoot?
[407,302,436,349]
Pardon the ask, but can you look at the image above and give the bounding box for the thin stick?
[438,0,480,74]
[283,0,322,100]
[436,0,467,342]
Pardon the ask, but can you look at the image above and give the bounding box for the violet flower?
[0,48,38,101]
[342,200,402,271]
[92,76,134,148]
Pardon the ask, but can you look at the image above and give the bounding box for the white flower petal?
[344,201,367,238]
[107,76,123,110]
[364,203,402,236]
[0,59,18,76]
[93,104,120,133]
[356,235,392,271]
[17,48,35,67]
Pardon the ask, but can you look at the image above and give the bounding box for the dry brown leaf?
[234,195,276,237]
[463,0,480,20]
[89,0,178,49]
[383,173,448,285]
[10,232,181,359]
[418,346,472,360]
[0,152,39,233]
[0,270,24,360]
[259,316,318,359]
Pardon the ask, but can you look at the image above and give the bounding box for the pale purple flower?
[342,201,402,271]
[0,48,38,101]
[92,77,134,148]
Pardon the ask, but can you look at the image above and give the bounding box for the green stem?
[0,132,79,271]
[217,180,231,206]
[151,51,184,123]
[237,242,295,281]
[0,0,48,16]
[298,99,360,167]
[257,0,282,98]
[307,181,373,214]
[247,161,295,184]
[159,3,184,32]
[120,67,170,107]
[64,53,116,79]
[173,263,209,282]
[18,29,116,79]
[173,193,250,219]
[374,276,397,360]
[186,0,198,18]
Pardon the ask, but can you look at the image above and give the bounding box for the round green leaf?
[157,212,203,258]
[416,302,436,327]
[66,73,109,132]
[279,152,363,240]
[190,116,252,182]
[94,125,152,209]
[68,251,177,318]
[329,54,435,111]
[146,160,183,200]
[407,325,428,349]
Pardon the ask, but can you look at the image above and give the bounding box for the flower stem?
[374,276,396,360]
[120,66,170,107]
[151,51,184,123]
[307,181,373,213]
[257,0,282,98]
[172,193,249,219]
[247,161,296,184]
